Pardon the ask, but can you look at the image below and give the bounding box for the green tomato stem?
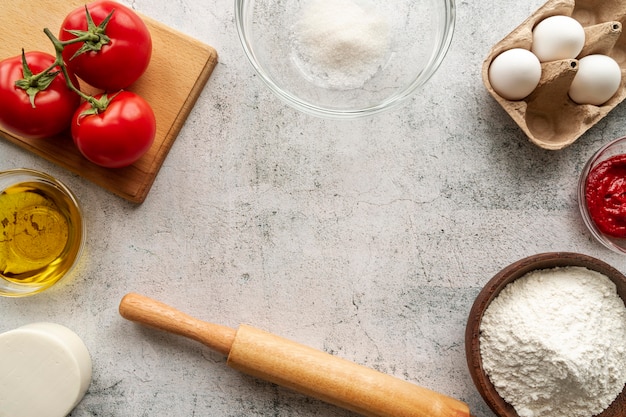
[18,4,116,113]
[30,61,59,83]
[42,27,105,112]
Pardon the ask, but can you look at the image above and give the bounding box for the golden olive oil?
[0,180,83,295]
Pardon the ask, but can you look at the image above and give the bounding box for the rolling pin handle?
[119,292,236,355]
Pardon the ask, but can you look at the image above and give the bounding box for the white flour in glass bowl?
[290,0,391,90]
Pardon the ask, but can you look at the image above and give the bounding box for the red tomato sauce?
[586,154,626,238]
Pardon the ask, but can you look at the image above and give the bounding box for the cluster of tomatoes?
[0,0,156,168]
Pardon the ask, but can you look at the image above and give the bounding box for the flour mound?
[480,266,626,417]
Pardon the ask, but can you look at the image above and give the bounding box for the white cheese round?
[0,322,92,417]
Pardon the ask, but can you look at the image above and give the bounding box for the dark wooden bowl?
[465,252,626,417]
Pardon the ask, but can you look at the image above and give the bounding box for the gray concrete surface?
[2,0,626,416]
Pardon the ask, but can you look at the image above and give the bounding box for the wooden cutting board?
[0,1,218,203]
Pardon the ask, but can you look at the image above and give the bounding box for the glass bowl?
[0,169,85,297]
[578,136,626,254]
[465,252,626,417]
[235,0,456,119]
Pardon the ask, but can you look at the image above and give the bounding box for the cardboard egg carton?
[482,0,626,150]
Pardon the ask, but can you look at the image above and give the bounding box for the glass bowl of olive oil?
[0,169,84,297]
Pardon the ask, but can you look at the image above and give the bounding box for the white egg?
[488,48,542,100]
[531,15,585,62]
[569,54,622,105]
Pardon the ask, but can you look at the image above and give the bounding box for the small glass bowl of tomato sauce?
[579,136,626,254]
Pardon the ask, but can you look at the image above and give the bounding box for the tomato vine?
[2,1,156,168]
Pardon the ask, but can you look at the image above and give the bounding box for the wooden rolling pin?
[119,293,473,417]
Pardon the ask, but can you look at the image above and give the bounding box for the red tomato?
[0,52,81,139]
[59,0,152,91]
[71,91,156,168]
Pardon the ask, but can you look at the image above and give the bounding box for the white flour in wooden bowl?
[480,266,626,417]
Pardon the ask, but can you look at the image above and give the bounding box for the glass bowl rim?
[578,136,626,255]
[234,0,457,119]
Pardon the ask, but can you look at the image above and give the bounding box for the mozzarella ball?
[0,323,92,417]
[569,54,622,105]
[531,15,585,62]
[488,48,542,100]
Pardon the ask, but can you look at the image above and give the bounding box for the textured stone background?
[2,0,626,416]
